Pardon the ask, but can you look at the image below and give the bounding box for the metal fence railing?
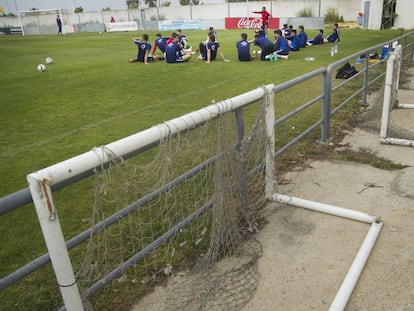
[1,30,413,311]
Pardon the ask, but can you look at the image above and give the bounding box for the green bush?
[297,8,313,17]
[325,8,343,24]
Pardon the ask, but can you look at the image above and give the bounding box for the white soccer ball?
[37,64,46,72]
[45,57,53,64]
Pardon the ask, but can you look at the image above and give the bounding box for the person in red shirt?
[253,6,272,33]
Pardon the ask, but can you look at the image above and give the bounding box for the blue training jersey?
[236,39,251,61]
[327,29,340,42]
[298,32,308,48]
[206,41,219,61]
[154,37,168,53]
[274,36,289,55]
[311,34,324,45]
[134,40,151,62]
[288,35,300,51]
[165,41,183,63]
[254,36,273,50]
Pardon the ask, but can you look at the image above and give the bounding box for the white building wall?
[1,0,413,31]
[361,0,384,30]
[394,0,414,29]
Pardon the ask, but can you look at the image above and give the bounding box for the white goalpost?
[380,44,414,147]
[17,8,68,35]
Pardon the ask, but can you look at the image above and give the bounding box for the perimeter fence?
[1,31,413,311]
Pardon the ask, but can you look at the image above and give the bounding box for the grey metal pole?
[362,53,370,107]
[321,70,331,142]
[318,0,321,17]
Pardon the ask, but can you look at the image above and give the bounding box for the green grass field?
[0,28,405,310]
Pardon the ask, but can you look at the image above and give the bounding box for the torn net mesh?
[74,101,268,310]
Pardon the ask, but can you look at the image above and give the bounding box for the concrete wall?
[361,0,383,30]
[394,0,414,29]
[1,0,413,32]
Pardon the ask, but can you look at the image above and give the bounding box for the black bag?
[335,62,358,79]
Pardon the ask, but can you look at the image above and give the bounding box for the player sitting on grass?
[251,33,274,61]
[324,23,341,43]
[176,29,191,51]
[165,33,191,63]
[298,25,308,48]
[129,34,162,64]
[198,34,230,63]
[236,33,252,61]
[287,28,300,51]
[152,33,168,58]
[268,29,289,60]
[307,29,324,45]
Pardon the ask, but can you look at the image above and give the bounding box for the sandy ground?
[131,72,414,311]
[242,71,414,311]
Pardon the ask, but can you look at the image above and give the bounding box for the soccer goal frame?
[17,8,64,36]
[380,44,414,147]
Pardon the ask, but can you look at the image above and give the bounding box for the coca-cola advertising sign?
[225,17,279,30]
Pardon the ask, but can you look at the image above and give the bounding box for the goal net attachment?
[18,8,67,35]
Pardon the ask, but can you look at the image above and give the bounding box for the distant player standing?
[252,7,271,33]
[56,15,63,35]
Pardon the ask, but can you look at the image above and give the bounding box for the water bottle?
[334,44,338,54]
[331,46,334,56]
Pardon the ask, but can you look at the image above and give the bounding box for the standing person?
[307,29,324,45]
[110,16,116,23]
[272,29,289,59]
[251,33,274,61]
[236,33,251,61]
[324,23,341,43]
[128,34,154,64]
[165,33,191,63]
[56,15,63,35]
[198,34,229,63]
[298,25,308,48]
[252,6,271,33]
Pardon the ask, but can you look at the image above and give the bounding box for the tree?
[179,0,199,5]
[382,0,397,28]
[102,6,111,11]
[161,1,171,6]
[126,0,139,9]
[74,6,84,13]
[145,0,157,8]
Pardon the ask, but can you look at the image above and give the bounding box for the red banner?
[225,17,280,30]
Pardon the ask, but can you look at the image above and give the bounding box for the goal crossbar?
[17,8,63,36]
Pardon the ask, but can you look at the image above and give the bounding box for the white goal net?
[18,8,70,35]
